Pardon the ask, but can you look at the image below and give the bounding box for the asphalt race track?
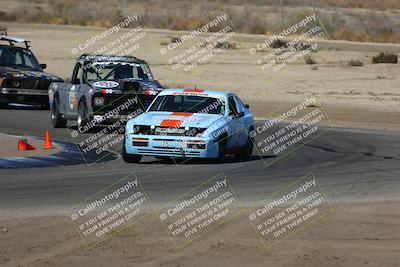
[1,107,399,216]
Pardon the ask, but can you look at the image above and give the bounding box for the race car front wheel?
[0,97,9,109]
[122,139,142,163]
[51,98,67,128]
[77,101,90,131]
[217,133,228,162]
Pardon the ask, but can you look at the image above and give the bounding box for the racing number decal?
[69,85,78,111]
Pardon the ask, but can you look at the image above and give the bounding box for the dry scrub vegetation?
[0,0,400,43]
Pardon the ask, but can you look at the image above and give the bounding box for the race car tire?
[243,128,254,159]
[51,98,67,128]
[217,133,228,162]
[0,97,8,109]
[122,141,142,163]
[77,101,90,131]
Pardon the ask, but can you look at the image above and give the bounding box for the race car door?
[65,62,83,117]
[226,95,244,152]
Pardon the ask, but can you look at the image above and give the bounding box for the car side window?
[233,95,244,113]
[228,96,238,116]
[71,63,82,84]
[15,51,23,65]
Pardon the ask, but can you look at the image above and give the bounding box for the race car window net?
[228,96,239,116]
[71,63,82,84]
[148,95,225,115]
[83,63,152,83]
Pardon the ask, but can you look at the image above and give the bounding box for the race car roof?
[78,54,147,64]
[158,88,229,98]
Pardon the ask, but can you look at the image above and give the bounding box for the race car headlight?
[94,97,105,106]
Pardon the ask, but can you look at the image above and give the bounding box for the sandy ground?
[1,22,399,132]
[0,133,60,158]
[0,202,399,267]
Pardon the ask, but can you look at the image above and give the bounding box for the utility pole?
[166,0,171,28]
[244,0,249,26]
[20,0,27,16]
[279,0,285,23]
[119,0,125,15]
[203,0,208,18]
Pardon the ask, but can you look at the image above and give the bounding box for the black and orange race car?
[0,35,63,108]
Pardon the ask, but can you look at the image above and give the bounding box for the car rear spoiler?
[0,35,30,49]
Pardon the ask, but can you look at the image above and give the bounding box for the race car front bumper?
[0,88,48,105]
[125,134,220,158]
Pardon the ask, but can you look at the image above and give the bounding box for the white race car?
[123,88,254,163]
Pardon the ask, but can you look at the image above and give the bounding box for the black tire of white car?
[122,138,142,163]
[218,134,228,162]
[51,98,67,128]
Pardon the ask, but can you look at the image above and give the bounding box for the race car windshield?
[148,95,225,114]
[83,63,153,82]
[0,46,41,70]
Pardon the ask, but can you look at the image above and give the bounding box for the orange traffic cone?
[44,130,54,149]
[18,139,36,151]
[26,142,36,150]
[18,139,27,150]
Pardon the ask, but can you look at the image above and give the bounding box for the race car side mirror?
[244,104,249,108]
[40,63,47,70]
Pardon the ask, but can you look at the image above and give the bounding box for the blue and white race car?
[122,88,254,163]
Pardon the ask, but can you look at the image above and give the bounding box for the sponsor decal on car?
[93,81,119,88]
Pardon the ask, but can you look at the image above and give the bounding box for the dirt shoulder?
[249,101,400,133]
[1,202,399,267]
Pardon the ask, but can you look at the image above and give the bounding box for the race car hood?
[0,66,63,82]
[132,111,225,128]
